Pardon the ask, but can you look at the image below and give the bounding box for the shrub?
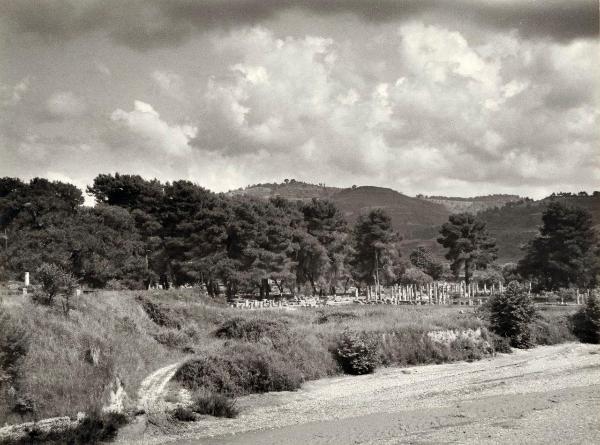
[152,328,189,349]
[316,311,359,324]
[136,295,181,329]
[531,311,575,345]
[572,292,600,344]
[214,317,289,343]
[191,390,238,418]
[0,411,128,445]
[0,308,29,386]
[174,342,303,396]
[35,263,78,309]
[171,406,196,421]
[333,330,379,375]
[486,332,512,354]
[488,281,536,348]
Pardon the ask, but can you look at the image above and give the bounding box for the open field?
[123,343,600,445]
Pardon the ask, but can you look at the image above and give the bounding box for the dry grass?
[0,289,579,429]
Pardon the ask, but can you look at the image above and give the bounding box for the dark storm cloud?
[1,0,597,50]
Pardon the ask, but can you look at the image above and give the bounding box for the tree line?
[0,174,597,296]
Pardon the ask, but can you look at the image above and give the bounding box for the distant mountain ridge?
[228,182,599,263]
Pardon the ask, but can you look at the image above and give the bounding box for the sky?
[1,0,598,202]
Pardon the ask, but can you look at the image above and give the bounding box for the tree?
[400,267,433,286]
[350,209,402,292]
[409,246,444,280]
[488,281,536,348]
[518,202,600,290]
[35,263,78,314]
[572,291,600,344]
[437,213,497,286]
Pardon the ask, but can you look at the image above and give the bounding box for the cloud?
[109,100,197,156]
[187,24,599,196]
[1,0,596,51]
[151,70,185,100]
[45,91,87,119]
[0,77,30,107]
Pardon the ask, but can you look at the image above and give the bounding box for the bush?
[174,342,304,396]
[333,330,379,375]
[191,390,238,418]
[572,292,600,343]
[136,295,181,329]
[152,328,189,349]
[0,411,128,445]
[214,317,289,343]
[0,308,29,386]
[488,281,536,348]
[486,332,512,354]
[531,311,575,345]
[35,263,77,306]
[316,311,359,324]
[171,406,196,421]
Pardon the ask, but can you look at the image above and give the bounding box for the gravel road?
[123,343,600,444]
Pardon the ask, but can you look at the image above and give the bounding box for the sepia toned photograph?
[0,1,599,444]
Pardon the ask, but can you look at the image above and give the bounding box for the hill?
[420,194,522,214]
[478,194,600,263]
[227,180,341,201]
[231,182,599,264]
[329,186,449,241]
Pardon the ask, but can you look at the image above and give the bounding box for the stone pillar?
[24,272,30,287]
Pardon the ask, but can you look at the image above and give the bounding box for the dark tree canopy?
[409,246,444,280]
[518,202,600,290]
[437,213,497,285]
[350,208,402,287]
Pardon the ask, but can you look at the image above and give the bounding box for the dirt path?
[137,362,182,413]
[120,343,600,444]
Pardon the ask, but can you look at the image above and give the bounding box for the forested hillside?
[479,194,600,263]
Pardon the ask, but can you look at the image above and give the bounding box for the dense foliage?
[488,281,537,348]
[518,202,600,290]
[438,213,498,285]
[572,292,600,344]
[0,175,403,296]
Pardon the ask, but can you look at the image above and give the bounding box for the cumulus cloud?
[45,91,87,119]
[1,0,596,50]
[109,100,197,156]
[187,24,599,196]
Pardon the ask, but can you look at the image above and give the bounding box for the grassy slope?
[0,290,577,426]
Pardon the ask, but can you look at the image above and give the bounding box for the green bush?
[488,281,537,348]
[572,292,600,344]
[191,390,238,418]
[333,330,379,375]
